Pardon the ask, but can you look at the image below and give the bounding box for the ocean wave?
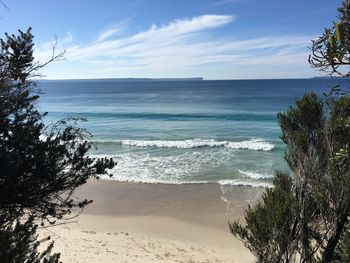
[94,151,224,184]
[96,138,274,151]
[99,175,272,188]
[99,176,271,188]
[98,175,208,185]
[238,170,274,179]
[90,152,274,188]
[47,111,276,121]
[218,179,273,188]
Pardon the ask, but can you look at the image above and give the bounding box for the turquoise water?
[37,78,345,187]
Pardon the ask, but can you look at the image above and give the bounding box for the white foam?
[99,175,208,185]
[90,151,274,188]
[113,138,274,151]
[90,150,275,209]
[218,179,273,188]
[225,139,274,151]
[238,170,273,179]
[94,152,214,184]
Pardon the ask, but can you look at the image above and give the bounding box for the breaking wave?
[95,138,275,151]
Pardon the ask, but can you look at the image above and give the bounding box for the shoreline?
[43,180,264,262]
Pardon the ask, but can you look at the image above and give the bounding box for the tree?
[0,28,116,261]
[230,1,350,262]
[230,173,298,262]
[231,73,350,263]
[0,215,60,263]
[309,0,350,77]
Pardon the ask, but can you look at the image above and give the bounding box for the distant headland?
[43,77,204,82]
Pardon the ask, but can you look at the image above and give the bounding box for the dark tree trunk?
[321,214,348,263]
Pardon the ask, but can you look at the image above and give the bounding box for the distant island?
[311,76,345,79]
[43,77,204,82]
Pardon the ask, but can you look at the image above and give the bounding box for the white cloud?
[98,28,121,42]
[42,14,235,62]
[211,0,238,7]
[97,20,130,41]
[132,15,235,39]
[61,32,73,44]
[34,14,314,79]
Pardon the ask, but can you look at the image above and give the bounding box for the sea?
[37,78,345,190]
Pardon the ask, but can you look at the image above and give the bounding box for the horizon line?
[38,76,326,82]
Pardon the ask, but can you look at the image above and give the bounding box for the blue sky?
[0,0,342,79]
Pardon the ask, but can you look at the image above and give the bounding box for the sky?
[0,0,343,80]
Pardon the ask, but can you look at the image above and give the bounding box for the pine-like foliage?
[0,28,116,261]
[0,215,60,263]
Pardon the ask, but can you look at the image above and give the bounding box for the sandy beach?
[41,180,264,262]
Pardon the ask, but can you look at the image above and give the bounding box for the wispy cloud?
[61,32,73,45]
[98,28,122,42]
[211,0,238,7]
[35,14,314,79]
[39,15,235,62]
[98,20,130,41]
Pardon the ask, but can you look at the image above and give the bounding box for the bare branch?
[0,0,10,11]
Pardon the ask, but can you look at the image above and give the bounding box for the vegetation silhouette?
[0,28,115,262]
[230,1,350,262]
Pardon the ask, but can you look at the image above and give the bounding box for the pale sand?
[40,181,263,262]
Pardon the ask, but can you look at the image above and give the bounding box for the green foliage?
[334,229,350,262]
[230,173,297,262]
[0,215,60,263]
[231,90,350,262]
[0,28,116,261]
[231,2,350,262]
[0,27,115,222]
[309,0,350,77]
